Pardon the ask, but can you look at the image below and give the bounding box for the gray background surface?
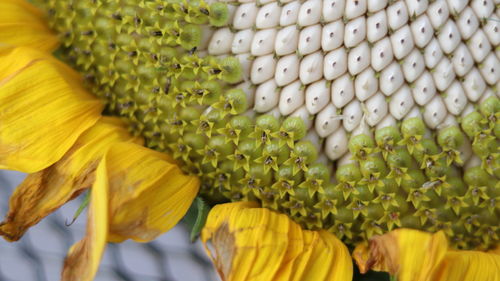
[0,170,218,281]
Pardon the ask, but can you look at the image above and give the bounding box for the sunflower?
[0,0,499,280]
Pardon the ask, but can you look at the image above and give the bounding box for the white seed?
[251,54,276,84]
[387,1,408,31]
[480,88,496,103]
[275,25,299,56]
[462,68,486,102]
[451,44,474,77]
[298,24,322,55]
[323,0,346,22]
[251,29,277,56]
[315,103,341,137]
[299,51,324,84]
[254,79,279,112]
[279,80,304,115]
[412,71,436,106]
[483,15,499,46]
[480,53,500,85]
[365,93,388,126]
[208,28,234,55]
[437,114,458,129]
[371,38,393,72]
[265,107,282,119]
[443,81,467,115]
[401,49,425,83]
[291,105,313,129]
[345,0,367,20]
[256,2,281,29]
[467,30,492,62]
[456,8,479,40]
[376,114,397,129]
[331,74,355,108]
[280,1,300,26]
[423,38,443,69]
[380,62,404,96]
[404,106,422,120]
[390,26,414,60]
[405,0,428,17]
[426,0,449,29]
[275,54,300,86]
[423,96,447,129]
[366,10,388,43]
[432,57,455,91]
[351,119,372,137]
[304,130,322,152]
[306,79,331,114]
[446,0,468,14]
[237,81,255,109]
[232,29,254,54]
[347,41,370,75]
[342,99,362,131]
[354,67,378,101]
[321,20,345,51]
[325,128,348,161]
[471,0,494,18]
[233,3,258,30]
[390,85,414,120]
[367,0,387,12]
[298,0,322,27]
[236,53,253,80]
[324,47,348,80]
[410,15,433,48]
[437,20,460,54]
[344,16,366,48]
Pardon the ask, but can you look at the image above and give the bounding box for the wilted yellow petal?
[0,117,140,241]
[61,157,108,281]
[353,229,500,281]
[201,202,353,281]
[105,142,200,243]
[0,0,58,51]
[0,47,103,173]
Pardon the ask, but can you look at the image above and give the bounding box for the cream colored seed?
[208,28,233,55]
[298,24,322,55]
[367,0,387,12]
[443,82,467,116]
[280,1,300,26]
[275,25,299,56]
[371,38,393,72]
[457,8,479,40]
[251,54,276,84]
[367,10,388,43]
[423,96,447,129]
[390,26,414,60]
[379,62,404,96]
[275,54,300,87]
[410,15,433,48]
[446,0,467,14]
[390,85,414,120]
[323,47,347,80]
[322,0,345,22]
[345,0,367,19]
[232,29,254,54]
[325,128,348,161]
[354,67,378,101]
[254,79,278,112]
[387,1,408,31]
[233,3,258,30]
[483,15,499,46]
[427,0,449,28]
[468,30,491,62]
[315,103,341,138]
[437,20,461,54]
[423,38,443,69]
[251,29,277,56]
[405,0,428,17]
[347,41,370,75]
[364,93,388,126]
[331,74,354,108]
[433,57,455,92]
[321,20,345,51]
[462,68,486,102]
[471,0,494,18]
[480,53,500,85]
[401,49,425,83]
[279,80,304,116]
[256,2,281,29]
[452,44,474,77]
[291,106,313,129]
[344,16,366,48]
[376,114,396,130]
[300,51,324,84]
[412,71,436,106]
[342,99,362,131]
[265,107,282,119]
[298,0,322,27]
[305,79,330,114]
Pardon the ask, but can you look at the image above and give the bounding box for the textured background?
[0,170,219,281]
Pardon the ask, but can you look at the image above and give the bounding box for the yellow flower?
[0,1,498,281]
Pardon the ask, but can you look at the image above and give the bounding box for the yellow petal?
[353,229,500,281]
[201,202,353,281]
[0,0,59,51]
[61,157,108,281]
[0,117,140,241]
[0,47,103,173]
[105,142,200,243]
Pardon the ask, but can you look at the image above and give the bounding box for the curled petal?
[106,142,200,243]
[202,202,353,281]
[0,0,59,51]
[353,229,500,281]
[61,157,108,281]
[0,117,140,241]
[0,47,103,173]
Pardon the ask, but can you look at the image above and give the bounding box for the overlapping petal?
[201,202,353,281]
[353,229,500,281]
[106,142,200,243]
[0,47,103,173]
[0,117,140,241]
[61,157,108,281]
[0,0,59,51]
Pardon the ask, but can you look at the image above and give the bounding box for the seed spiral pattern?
[38,0,499,249]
